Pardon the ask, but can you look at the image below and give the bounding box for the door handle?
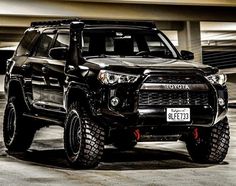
[21,64,31,75]
[42,66,49,74]
[22,64,31,71]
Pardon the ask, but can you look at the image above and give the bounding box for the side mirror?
[181,50,194,60]
[49,47,68,60]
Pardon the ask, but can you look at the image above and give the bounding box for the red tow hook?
[134,129,141,141]
[193,128,199,140]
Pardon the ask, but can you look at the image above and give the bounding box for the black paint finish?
[4,20,228,139]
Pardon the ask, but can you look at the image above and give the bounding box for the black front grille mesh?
[139,91,209,106]
[145,76,204,84]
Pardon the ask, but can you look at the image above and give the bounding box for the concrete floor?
[0,95,235,186]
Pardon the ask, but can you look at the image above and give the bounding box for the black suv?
[3,19,230,168]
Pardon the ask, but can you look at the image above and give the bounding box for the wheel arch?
[65,84,94,115]
[7,79,30,111]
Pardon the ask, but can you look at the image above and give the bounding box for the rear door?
[8,30,40,104]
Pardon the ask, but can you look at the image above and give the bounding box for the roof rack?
[31,18,156,28]
[31,18,80,27]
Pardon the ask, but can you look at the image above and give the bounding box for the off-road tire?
[64,101,104,168]
[186,117,230,163]
[3,97,36,152]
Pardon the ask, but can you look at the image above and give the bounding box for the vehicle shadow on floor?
[2,139,224,170]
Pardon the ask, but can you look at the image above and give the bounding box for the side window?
[16,30,39,56]
[82,36,90,52]
[54,34,69,48]
[144,35,174,58]
[145,35,165,51]
[133,40,139,52]
[34,33,55,57]
[105,37,114,52]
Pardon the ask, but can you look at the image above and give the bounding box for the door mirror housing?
[181,50,194,60]
[49,47,68,60]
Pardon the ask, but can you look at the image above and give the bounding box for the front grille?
[139,91,209,106]
[145,76,204,84]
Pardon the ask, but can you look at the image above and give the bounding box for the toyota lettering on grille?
[140,83,209,91]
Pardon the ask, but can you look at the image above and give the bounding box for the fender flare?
[65,82,96,116]
[7,77,30,111]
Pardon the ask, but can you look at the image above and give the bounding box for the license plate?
[166,108,190,122]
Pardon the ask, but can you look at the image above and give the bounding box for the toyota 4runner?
[3,19,230,168]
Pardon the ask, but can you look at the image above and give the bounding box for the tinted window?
[34,33,55,57]
[16,30,38,56]
[145,35,165,51]
[54,34,69,48]
[82,30,176,58]
[82,36,90,52]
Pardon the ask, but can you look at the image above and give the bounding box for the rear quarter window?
[15,30,39,56]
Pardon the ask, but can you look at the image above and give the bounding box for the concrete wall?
[0,0,236,64]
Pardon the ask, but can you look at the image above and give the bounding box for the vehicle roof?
[28,19,157,33]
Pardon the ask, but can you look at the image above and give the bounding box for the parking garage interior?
[0,0,235,185]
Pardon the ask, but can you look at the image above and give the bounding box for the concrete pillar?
[178,21,202,63]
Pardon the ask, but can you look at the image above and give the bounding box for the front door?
[40,30,69,112]
[28,30,57,110]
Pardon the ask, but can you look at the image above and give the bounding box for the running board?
[23,113,64,126]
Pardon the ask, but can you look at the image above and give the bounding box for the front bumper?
[96,71,228,128]
[138,105,214,127]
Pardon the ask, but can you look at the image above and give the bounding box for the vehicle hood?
[85,57,218,75]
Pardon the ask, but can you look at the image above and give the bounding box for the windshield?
[81,28,178,59]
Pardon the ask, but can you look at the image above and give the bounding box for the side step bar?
[23,113,64,126]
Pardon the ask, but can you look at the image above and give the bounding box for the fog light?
[218,98,225,106]
[110,97,120,107]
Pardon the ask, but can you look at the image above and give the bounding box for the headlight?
[98,70,140,85]
[206,73,227,85]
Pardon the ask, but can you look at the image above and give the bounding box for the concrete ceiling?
[55,0,236,7]
[0,1,236,22]
[0,0,236,47]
